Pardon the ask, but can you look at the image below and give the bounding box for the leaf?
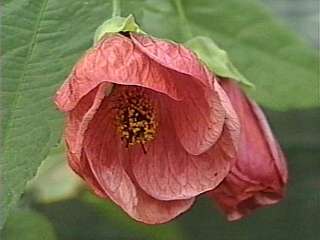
[1,0,113,228]
[1,209,57,240]
[1,0,318,229]
[184,36,254,87]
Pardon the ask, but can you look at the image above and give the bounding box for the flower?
[208,80,288,221]
[54,33,240,224]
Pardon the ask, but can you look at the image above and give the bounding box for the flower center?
[114,87,158,151]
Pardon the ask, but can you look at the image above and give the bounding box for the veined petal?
[131,33,213,88]
[65,83,109,173]
[131,101,236,201]
[213,79,240,154]
[167,78,226,155]
[126,183,195,224]
[64,83,110,198]
[55,34,183,112]
[83,98,194,224]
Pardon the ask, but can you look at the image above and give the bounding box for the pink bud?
[208,80,288,221]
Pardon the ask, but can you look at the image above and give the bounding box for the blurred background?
[2,0,319,239]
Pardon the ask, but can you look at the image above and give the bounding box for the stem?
[174,0,193,40]
[112,0,121,17]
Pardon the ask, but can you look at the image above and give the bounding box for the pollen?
[114,87,158,150]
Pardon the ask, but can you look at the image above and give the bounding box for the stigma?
[114,87,158,152]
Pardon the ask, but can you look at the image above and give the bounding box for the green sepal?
[185,36,254,88]
[94,14,145,44]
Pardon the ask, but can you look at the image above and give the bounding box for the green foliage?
[1,209,57,240]
[1,0,318,230]
[184,36,254,87]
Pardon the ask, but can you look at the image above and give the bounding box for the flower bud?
[208,80,288,221]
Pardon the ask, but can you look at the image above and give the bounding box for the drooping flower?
[54,33,240,224]
[208,80,288,221]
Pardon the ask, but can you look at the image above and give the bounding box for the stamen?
[114,87,158,152]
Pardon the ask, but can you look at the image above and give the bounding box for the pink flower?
[54,33,240,224]
[208,80,288,221]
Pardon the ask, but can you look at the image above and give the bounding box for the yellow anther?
[114,87,158,149]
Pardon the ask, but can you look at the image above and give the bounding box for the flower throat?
[115,87,158,153]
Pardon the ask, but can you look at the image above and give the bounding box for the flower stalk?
[174,0,193,40]
[112,0,121,17]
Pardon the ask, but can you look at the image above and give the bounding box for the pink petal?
[250,101,288,183]
[64,83,109,173]
[55,34,184,112]
[64,83,110,198]
[167,77,226,155]
[213,79,240,154]
[131,99,237,201]
[131,33,213,88]
[208,80,288,220]
[83,97,194,224]
[223,80,287,185]
[208,173,282,221]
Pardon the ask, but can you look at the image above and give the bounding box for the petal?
[250,100,288,183]
[126,183,195,224]
[131,33,212,88]
[83,98,194,224]
[132,35,229,156]
[208,173,282,221]
[131,99,237,201]
[167,78,226,155]
[208,80,288,220]
[64,83,110,198]
[64,83,109,172]
[75,152,107,199]
[213,79,240,154]
[55,34,184,112]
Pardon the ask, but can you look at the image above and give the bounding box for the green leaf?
[1,0,113,228]
[94,14,145,44]
[1,209,57,240]
[1,0,318,229]
[184,36,254,87]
